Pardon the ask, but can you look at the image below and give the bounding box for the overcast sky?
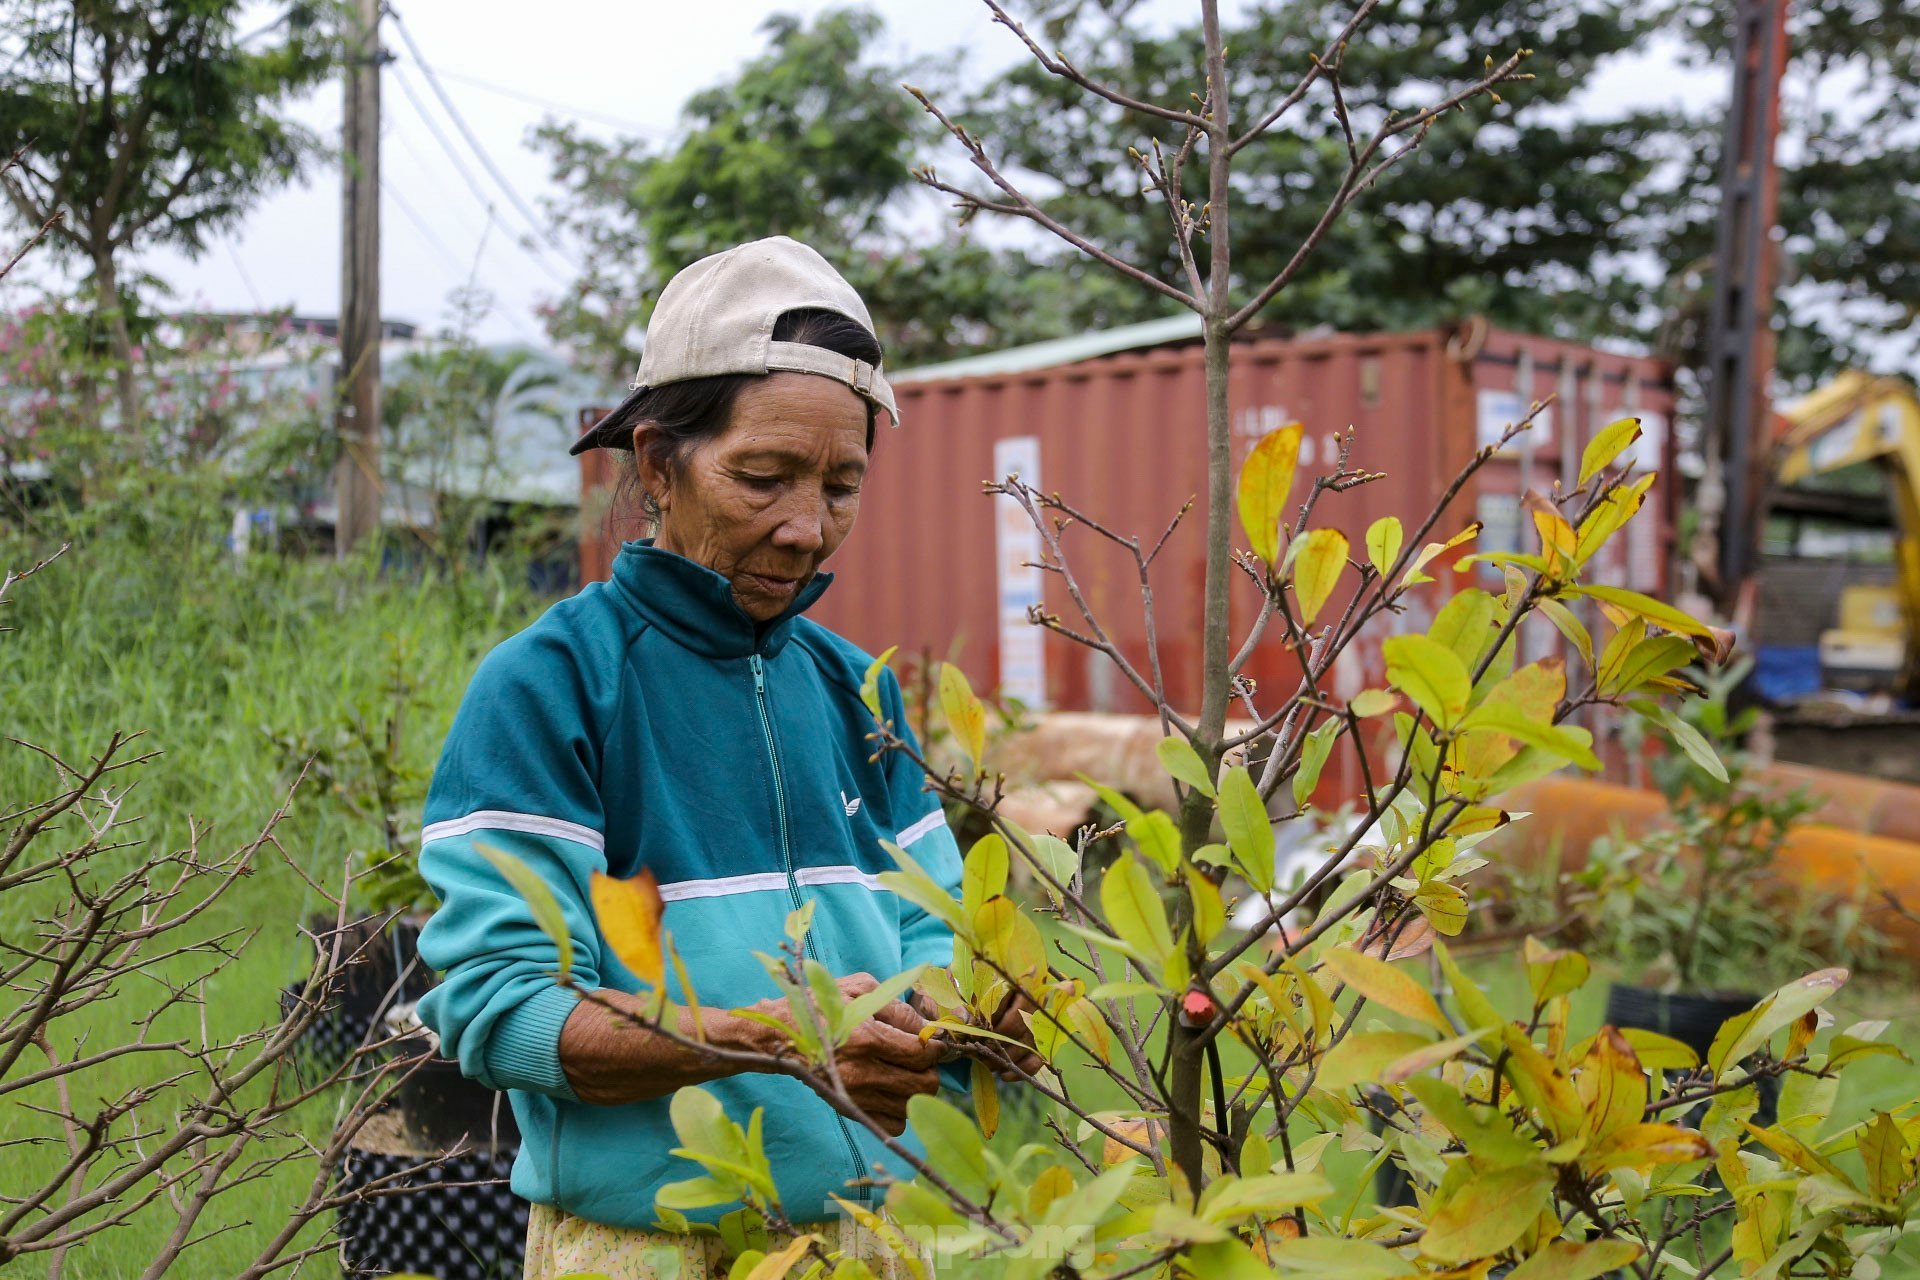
[5,0,1725,351]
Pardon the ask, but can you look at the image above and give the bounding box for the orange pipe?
[1753,762,1920,846]
[1492,777,1920,961]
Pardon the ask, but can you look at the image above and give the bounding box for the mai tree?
[494,3,1920,1277]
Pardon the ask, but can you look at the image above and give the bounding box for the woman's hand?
[909,977,1046,1082]
[743,973,943,1137]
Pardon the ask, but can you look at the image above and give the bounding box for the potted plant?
[277,643,528,1279]
[1568,658,1880,1113]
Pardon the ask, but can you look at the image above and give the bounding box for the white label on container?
[1477,388,1554,451]
[993,436,1048,710]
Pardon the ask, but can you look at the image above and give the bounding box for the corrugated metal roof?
[892,313,1204,385]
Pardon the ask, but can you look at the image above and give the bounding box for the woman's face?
[638,372,870,622]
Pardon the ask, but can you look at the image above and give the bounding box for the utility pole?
[334,0,383,557]
[1699,0,1790,617]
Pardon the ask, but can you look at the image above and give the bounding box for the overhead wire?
[392,59,668,139]
[380,173,547,348]
[382,3,587,277]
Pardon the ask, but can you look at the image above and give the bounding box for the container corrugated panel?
[578,323,1677,790]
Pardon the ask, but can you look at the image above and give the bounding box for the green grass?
[1,534,546,1279]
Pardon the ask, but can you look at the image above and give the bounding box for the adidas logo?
[841,790,862,817]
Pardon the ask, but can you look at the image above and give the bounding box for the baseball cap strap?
[765,340,900,426]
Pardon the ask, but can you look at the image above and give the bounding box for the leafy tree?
[536,8,1065,376]
[0,0,338,425]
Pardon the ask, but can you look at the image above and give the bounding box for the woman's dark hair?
[609,308,885,529]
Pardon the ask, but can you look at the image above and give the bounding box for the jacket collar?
[608,539,833,659]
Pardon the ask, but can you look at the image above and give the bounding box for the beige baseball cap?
[569,236,898,455]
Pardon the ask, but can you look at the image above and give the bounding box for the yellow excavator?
[1774,372,1920,696]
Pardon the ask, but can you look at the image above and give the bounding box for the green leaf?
[1198,1171,1334,1223]
[1535,597,1594,671]
[974,896,1047,984]
[1294,527,1350,624]
[1580,417,1643,485]
[1128,809,1183,877]
[840,966,927,1038]
[1601,635,1697,697]
[906,1094,989,1201]
[1081,776,1146,826]
[1185,865,1226,945]
[1635,701,1728,783]
[1433,940,1505,1038]
[859,645,898,720]
[1383,634,1473,731]
[1421,1161,1554,1263]
[878,841,965,933]
[1457,702,1601,770]
[1237,422,1303,565]
[1563,584,1713,639]
[1216,766,1275,893]
[1429,589,1496,666]
[1100,855,1174,967]
[1508,1239,1645,1280]
[962,833,1009,917]
[1366,516,1405,579]
[1317,1030,1432,1092]
[475,842,572,980]
[1266,1237,1418,1277]
[1293,718,1341,809]
[1155,736,1216,798]
[938,662,987,769]
[1708,969,1849,1075]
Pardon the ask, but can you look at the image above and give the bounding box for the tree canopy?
[0,0,338,420]
[535,2,1918,388]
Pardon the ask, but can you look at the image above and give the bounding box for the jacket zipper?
[748,652,871,1195]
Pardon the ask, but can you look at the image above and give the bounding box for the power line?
[380,174,548,348]
[392,58,668,139]
[386,64,572,290]
[382,4,585,277]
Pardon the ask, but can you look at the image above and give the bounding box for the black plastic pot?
[1604,983,1780,1126]
[283,914,437,1072]
[336,1142,526,1280]
[397,1052,522,1153]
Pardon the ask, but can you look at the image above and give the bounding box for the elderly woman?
[415,237,1036,1278]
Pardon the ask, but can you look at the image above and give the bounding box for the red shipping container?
[582,320,1676,720]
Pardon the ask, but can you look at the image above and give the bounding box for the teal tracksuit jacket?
[415,539,965,1229]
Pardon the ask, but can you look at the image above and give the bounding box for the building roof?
[892,313,1204,385]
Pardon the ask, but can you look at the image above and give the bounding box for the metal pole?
[1702,0,1790,609]
[334,0,383,557]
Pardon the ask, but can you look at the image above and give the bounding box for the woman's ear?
[631,423,672,517]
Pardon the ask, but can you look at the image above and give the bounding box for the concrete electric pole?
[334,0,383,557]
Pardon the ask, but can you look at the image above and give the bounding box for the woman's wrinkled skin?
[635,372,869,623]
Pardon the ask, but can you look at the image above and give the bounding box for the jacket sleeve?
[414,629,609,1102]
[875,670,971,1090]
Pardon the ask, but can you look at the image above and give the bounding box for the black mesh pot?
[397,1054,521,1153]
[283,915,436,1074]
[1604,983,1780,1126]
[336,1143,527,1280]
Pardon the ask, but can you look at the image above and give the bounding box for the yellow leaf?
[1413,881,1470,935]
[1401,521,1482,587]
[1524,491,1576,576]
[1293,528,1349,624]
[938,662,987,768]
[745,1233,818,1280]
[1366,516,1405,578]
[1580,416,1643,485]
[1237,422,1303,565]
[971,1058,1001,1139]
[1522,937,1590,1006]
[1383,633,1473,731]
[1322,948,1452,1032]
[1582,1123,1713,1172]
[1350,688,1398,718]
[1317,1030,1432,1092]
[590,868,664,990]
[1575,1027,1648,1142]
[1422,1162,1554,1263]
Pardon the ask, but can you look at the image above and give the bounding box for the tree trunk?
[1167,0,1237,1195]
[92,250,140,431]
